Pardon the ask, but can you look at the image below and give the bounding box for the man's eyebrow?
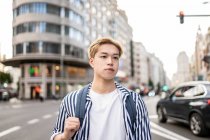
[100,52,120,56]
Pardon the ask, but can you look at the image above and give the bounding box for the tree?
[156,82,161,95]
[0,71,13,85]
[148,78,154,90]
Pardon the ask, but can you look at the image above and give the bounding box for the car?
[0,88,9,101]
[156,81,210,136]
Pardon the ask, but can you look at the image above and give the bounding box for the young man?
[51,37,151,140]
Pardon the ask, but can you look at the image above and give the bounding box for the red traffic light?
[179,11,184,24]
[179,11,184,16]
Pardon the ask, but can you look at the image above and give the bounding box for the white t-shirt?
[88,89,126,140]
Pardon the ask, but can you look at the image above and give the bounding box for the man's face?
[89,44,120,80]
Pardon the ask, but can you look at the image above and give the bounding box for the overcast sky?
[0,0,210,79]
[117,0,210,79]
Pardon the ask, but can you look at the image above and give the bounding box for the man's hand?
[62,117,80,140]
[54,117,80,140]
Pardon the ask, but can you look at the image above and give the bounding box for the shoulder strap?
[75,85,89,127]
[125,91,137,135]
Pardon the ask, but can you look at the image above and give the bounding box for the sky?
[117,0,210,79]
[0,0,210,80]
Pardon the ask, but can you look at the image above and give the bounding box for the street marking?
[43,114,52,119]
[0,126,21,137]
[27,119,39,124]
[151,129,181,140]
[150,122,190,140]
[11,105,22,109]
[149,115,158,119]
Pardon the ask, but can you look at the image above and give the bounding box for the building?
[84,0,133,84]
[193,26,206,80]
[172,51,191,86]
[147,53,165,89]
[132,42,149,85]
[3,0,91,99]
[2,0,133,99]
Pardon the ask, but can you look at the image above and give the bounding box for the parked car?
[156,81,210,136]
[5,87,18,98]
[0,88,9,101]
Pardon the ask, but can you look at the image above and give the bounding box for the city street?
[0,96,210,140]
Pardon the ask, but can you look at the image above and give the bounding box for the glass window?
[65,26,69,36]
[39,22,46,33]
[16,43,24,54]
[43,42,61,54]
[65,44,83,58]
[65,8,69,18]
[183,86,205,97]
[55,65,61,77]
[67,66,86,77]
[46,23,61,34]
[47,4,60,16]
[174,88,184,97]
[28,22,36,32]
[26,42,39,53]
[46,65,52,77]
[29,65,41,77]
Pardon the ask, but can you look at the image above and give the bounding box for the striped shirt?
[51,82,151,140]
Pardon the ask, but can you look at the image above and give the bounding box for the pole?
[60,55,64,98]
[177,14,210,17]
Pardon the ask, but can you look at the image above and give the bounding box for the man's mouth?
[105,68,114,71]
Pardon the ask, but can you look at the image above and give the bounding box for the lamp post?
[60,54,64,98]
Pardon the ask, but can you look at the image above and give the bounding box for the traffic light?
[162,85,169,92]
[179,11,184,24]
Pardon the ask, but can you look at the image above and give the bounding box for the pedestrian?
[51,37,151,140]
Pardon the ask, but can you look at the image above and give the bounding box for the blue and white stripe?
[52,82,151,140]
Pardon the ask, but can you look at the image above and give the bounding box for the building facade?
[3,0,133,99]
[3,0,91,99]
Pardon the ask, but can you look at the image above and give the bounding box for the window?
[183,86,205,97]
[46,23,60,34]
[16,3,47,16]
[67,66,86,77]
[65,26,69,36]
[43,42,60,54]
[16,44,24,54]
[29,65,41,77]
[65,45,84,58]
[46,65,52,77]
[174,88,184,97]
[65,8,69,18]
[26,42,39,53]
[47,4,60,16]
[55,65,61,77]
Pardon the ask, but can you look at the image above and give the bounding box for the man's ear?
[89,58,94,68]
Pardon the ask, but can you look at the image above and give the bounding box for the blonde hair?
[88,37,123,59]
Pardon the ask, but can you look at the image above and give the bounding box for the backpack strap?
[125,91,137,135]
[75,84,89,127]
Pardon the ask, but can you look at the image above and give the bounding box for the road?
[0,96,210,140]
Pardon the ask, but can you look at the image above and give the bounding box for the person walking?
[51,37,151,140]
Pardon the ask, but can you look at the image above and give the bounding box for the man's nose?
[107,57,113,65]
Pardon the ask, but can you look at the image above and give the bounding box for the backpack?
[75,84,137,135]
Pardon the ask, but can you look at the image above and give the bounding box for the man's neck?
[91,79,116,94]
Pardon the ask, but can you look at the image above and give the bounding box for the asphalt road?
[0,96,210,140]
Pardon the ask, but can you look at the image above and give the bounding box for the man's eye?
[113,57,119,60]
[100,56,106,58]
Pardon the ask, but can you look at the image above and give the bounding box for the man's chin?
[103,76,115,81]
